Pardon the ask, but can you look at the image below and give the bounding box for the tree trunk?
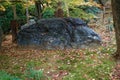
[10,20,18,43]
[111,0,120,60]
[12,5,17,20]
[55,1,64,18]
[64,0,69,17]
[35,1,43,19]
[26,7,29,23]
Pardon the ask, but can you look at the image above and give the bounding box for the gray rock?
[17,18,101,49]
[20,19,36,30]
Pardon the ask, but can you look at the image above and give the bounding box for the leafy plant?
[0,2,26,33]
[28,5,36,17]
[42,7,55,19]
[25,63,46,80]
[0,70,20,80]
[70,7,95,21]
[79,5,101,15]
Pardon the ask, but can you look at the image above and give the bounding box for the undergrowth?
[0,45,116,80]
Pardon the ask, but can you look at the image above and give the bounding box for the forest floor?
[0,23,119,80]
[0,11,119,79]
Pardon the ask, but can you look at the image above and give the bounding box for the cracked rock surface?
[17,18,101,49]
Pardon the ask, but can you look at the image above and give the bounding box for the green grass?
[0,46,116,80]
[56,49,115,80]
[0,70,21,80]
[63,57,114,80]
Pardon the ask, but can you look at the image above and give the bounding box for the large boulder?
[17,18,101,49]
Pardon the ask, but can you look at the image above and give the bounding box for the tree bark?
[10,20,18,43]
[26,7,29,23]
[111,0,120,60]
[35,0,43,19]
[12,5,17,20]
[55,1,64,18]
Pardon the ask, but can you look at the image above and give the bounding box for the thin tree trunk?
[26,7,29,23]
[111,0,120,60]
[64,0,69,17]
[10,20,18,43]
[35,1,43,19]
[11,4,18,43]
[12,5,17,20]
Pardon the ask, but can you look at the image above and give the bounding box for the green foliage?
[59,0,101,20]
[0,2,26,33]
[15,3,26,17]
[0,0,102,32]
[0,70,21,80]
[70,7,95,20]
[80,6,101,15]
[0,2,13,33]
[28,5,36,17]
[68,0,101,21]
[25,63,45,80]
[0,62,47,80]
[25,68,44,80]
[42,7,55,19]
